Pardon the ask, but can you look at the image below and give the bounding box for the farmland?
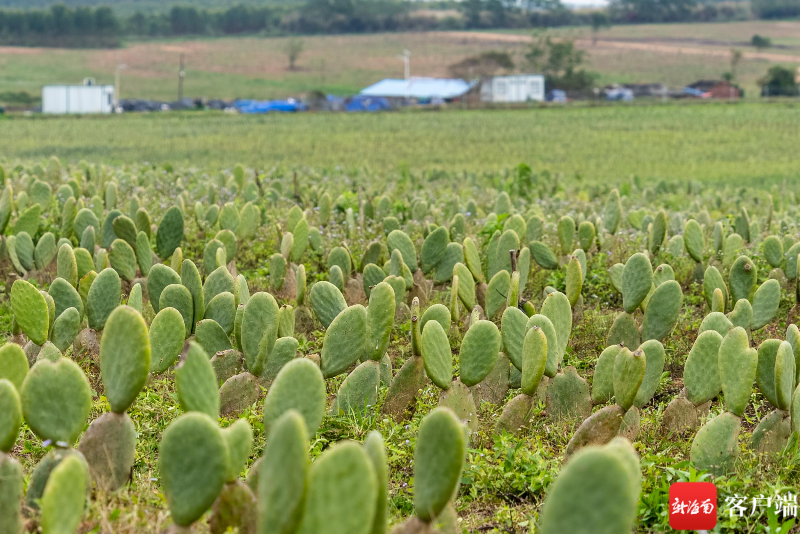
[1,102,800,183]
[1,21,800,103]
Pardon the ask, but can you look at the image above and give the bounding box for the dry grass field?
[1,21,799,103]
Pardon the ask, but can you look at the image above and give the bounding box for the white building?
[480,75,545,103]
[42,80,115,114]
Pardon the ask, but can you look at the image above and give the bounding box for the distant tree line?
[0,0,784,49]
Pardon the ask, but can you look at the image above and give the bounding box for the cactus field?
[2,156,800,534]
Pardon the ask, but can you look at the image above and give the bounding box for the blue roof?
[360,78,472,99]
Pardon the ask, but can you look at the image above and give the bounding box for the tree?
[751,34,772,50]
[758,65,798,96]
[449,51,514,79]
[729,48,742,80]
[590,12,610,45]
[463,0,483,29]
[285,37,305,71]
[526,35,597,92]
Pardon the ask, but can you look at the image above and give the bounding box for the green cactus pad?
[449,263,474,310]
[331,360,381,415]
[147,264,181,314]
[34,232,57,270]
[11,279,49,345]
[526,314,559,378]
[14,204,41,237]
[756,339,782,409]
[328,246,352,278]
[156,206,184,259]
[774,341,795,411]
[648,210,667,254]
[787,324,800,384]
[135,231,152,276]
[205,291,236,336]
[577,220,595,251]
[684,330,723,405]
[365,282,395,362]
[0,344,28,390]
[181,259,204,331]
[540,291,571,366]
[112,214,137,250]
[521,326,548,396]
[261,336,299,384]
[501,306,528,371]
[591,344,623,404]
[16,232,35,272]
[421,226,449,273]
[413,407,466,522]
[235,274,251,307]
[196,319,233,356]
[328,264,344,292]
[0,380,22,453]
[21,357,92,445]
[763,235,784,268]
[613,347,646,412]
[57,246,79,289]
[364,431,388,534]
[729,255,757,303]
[421,320,453,390]
[387,229,418,272]
[652,264,675,288]
[540,438,639,534]
[565,256,583,306]
[176,342,219,420]
[218,372,261,417]
[220,419,253,483]
[296,440,377,534]
[720,327,757,417]
[382,354,425,420]
[683,219,705,262]
[486,269,511,319]
[109,239,137,281]
[751,409,791,455]
[49,277,84,322]
[633,340,665,408]
[564,404,626,458]
[159,412,228,527]
[127,283,143,314]
[203,265,235,309]
[263,358,326,439]
[698,311,733,337]
[160,283,194,338]
[433,242,464,284]
[751,279,780,330]
[495,393,535,435]
[51,307,80,353]
[606,311,639,349]
[530,241,559,270]
[41,453,88,534]
[309,281,347,329]
[460,320,501,387]
[321,304,367,378]
[462,237,484,283]
[100,305,150,413]
[727,298,753,331]
[641,280,682,341]
[545,367,592,422]
[258,410,308,534]
[690,411,741,476]
[78,411,136,491]
[557,216,574,253]
[419,303,451,335]
[149,307,186,373]
[0,453,23,534]
[622,253,653,313]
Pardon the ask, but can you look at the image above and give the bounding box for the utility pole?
[397,49,410,80]
[178,54,185,101]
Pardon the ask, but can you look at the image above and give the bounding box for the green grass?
[3,102,800,185]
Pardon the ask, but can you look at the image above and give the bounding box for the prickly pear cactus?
[176,342,220,420]
[321,304,367,378]
[459,320,501,387]
[540,439,640,534]
[156,205,184,260]
[159,412,228,527]
[41,453,88,534]
[100,306,150,413]
[149,307,186,373]
[21,357,92,445]
[11,279,49,345]
[309,280,347,329]
[263,358,326,439]
[407,407,467,525]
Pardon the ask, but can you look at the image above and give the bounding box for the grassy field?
[1,21,799,104]
[2,102,800,184]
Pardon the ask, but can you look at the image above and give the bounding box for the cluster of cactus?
[607,252,683,348]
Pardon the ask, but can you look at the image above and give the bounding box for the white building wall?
[42,85,114,114]
[481,75,545,103]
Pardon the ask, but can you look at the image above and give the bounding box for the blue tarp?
[234,99,306,114]
[345,95,391,112]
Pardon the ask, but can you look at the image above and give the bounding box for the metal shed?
[42,82,115,114]
[480,75,545,103]
[360,78,472,103]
